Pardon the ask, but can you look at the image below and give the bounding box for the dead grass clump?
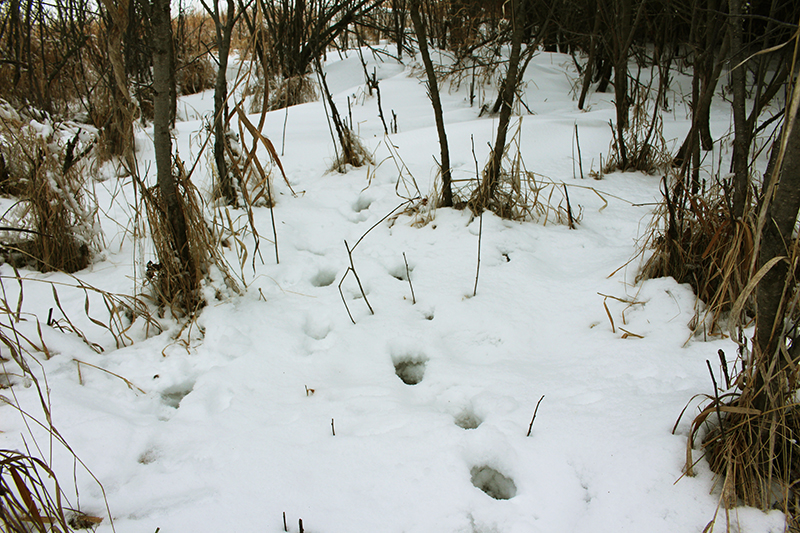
[604,82,671,174]
[0,449,104,533]
[0,107,98,273]
[141,158,238,317]
[176,55,216,96]
[266,75,318,111]
[637,177,753,335]
[330,128,373,173]
[174,11,217,96]
[468,122,576,225]
[681,322,800,521]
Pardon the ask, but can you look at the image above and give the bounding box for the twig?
[564,184,575,229]
[338,200,416,323]
[331,418,335,436]
[352,200,414,250]
[314,66,341,166]
[403,252,416,304]
[526,395,545,436]
[619,327,644,339]
[718,349,731,389]
[602,297,616,333]
[706,360,727,443]
[265,171,279,264]
[338,274,356,324]
[281,104,289,157]
[345,240,374,314]
[575,123,584,179]
[283,512,288,532]
[473,212,483,297]
[373,69,388,135]
[72,359,146,394]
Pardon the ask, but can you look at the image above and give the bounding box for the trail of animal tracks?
[0,48,785,532]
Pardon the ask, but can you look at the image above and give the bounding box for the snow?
[0,46,788,533]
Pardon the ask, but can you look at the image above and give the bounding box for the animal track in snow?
[455,409,482,430]
[352,195,372,212]
[311,268,337,287]
[303,317,331,341]
[160,380,195,408]
[470,465,517,500]
[387,262,412,281]
[393,355,427,385]
[138,448,159,464]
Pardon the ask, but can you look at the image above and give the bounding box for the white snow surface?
[0,47,788,533]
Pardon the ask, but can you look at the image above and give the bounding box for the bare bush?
[0,104,99,273]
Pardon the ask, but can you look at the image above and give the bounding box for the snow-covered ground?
[0,46,787,532]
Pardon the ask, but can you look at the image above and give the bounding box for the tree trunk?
[729,0,749,218]
[482,0,525,205]
[202,0,237,205]
[578,3,601,111]
[100,0,136,163]
[151,0,195,305]
[753,106,800,412]
[410,0,452,208]
[392,0,406,59]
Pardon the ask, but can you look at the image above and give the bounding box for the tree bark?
[410,0,452,207]
[578,3,601,111]
[151,0,195,303]
[392,0,406,59]
[755,114,800,365]
[729,0,748,218]
[202,0,238,205]
[480,0,525,205]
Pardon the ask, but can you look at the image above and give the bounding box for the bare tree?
[471,0,549,213]
[258,0,381,108]
[410,0,452,207]
[151,0,196,310]
[199,0,245,205]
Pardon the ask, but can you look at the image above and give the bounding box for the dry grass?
[0,449,97,533]
[0,104,99,273]
[0,7,91,114]
[174,11,217,97]
[604,81,671,174]
[638,176,754,336]
[680,298,800,525]
[263,75,318,111]
[140,158,239,317]
[676,56,800,531]
[0,286,117,532]
[468,120,576,225]
[329,128,373,173]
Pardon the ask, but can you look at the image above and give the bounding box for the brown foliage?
[0,106,97,273]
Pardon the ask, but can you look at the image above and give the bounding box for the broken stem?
[473,212,483,297]
[527,395,545,437]
[403,252,416,304]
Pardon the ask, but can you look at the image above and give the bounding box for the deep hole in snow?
[455,411,482,429]
[161,382,194,408]
[470,465,517,500]
[311,269,337,287]
[394,359,426,385]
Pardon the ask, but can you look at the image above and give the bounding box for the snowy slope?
[0,46,786,533]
